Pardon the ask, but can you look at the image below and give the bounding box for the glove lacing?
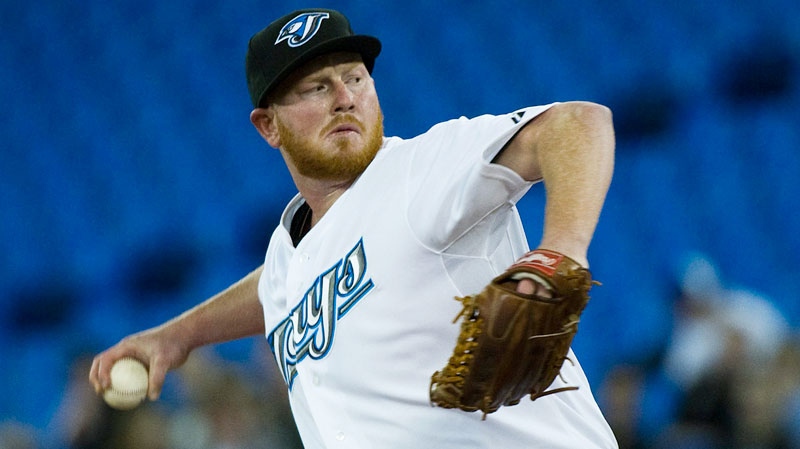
[429,296,482,397]
[444,296,481,385]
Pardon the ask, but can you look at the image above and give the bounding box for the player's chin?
[329,136,367,153]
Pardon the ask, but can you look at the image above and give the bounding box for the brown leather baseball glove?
[429,249,598,419]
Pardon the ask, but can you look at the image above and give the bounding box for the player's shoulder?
[382,104,556,153]
[388,114,497,148]
[428,104,558,136]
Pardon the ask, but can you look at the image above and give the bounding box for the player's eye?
[300,84,326,95]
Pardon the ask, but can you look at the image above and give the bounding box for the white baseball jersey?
[258,104,618,448]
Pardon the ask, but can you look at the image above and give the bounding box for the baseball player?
[90,8,618,448]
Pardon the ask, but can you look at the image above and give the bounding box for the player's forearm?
[159,265,266,351]
[536,102,615,266]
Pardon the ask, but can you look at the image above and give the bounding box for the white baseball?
[103,357,149,410]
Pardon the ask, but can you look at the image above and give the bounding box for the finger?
[89,345,137,393]
[533,282,552,299]
[516,278,535,295]
[514,278,553,298]
[91,353,115,392]
[89,356,102,393]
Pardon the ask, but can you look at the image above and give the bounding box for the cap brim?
[258,35,381,107]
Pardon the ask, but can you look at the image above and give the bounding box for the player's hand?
[89,326,191,401]
[514,247,587,296]
[514,278,552,298]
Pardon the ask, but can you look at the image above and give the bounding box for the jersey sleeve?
[405,104,555,252]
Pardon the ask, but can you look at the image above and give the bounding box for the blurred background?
[2,0,799,447]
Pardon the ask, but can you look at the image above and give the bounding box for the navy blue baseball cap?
[246,9,382,108]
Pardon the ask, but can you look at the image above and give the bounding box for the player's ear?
[250,107,280,148]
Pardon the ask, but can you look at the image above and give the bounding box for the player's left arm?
[492,101,615,267]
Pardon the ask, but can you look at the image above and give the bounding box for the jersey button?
[335,431,345,441]
[312,374,321,386]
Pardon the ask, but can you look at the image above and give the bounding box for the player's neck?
[296,180,352,227]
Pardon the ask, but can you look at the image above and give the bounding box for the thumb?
[147,359,169,401]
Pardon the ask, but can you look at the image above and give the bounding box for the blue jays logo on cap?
[275,12,331,48]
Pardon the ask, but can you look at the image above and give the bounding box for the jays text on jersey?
[258,104,618,448]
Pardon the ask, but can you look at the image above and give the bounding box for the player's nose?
[331,80,356,113]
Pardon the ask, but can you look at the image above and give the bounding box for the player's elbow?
[550,101,615,155]
[552,101,614,134]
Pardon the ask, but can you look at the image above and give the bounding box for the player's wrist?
[532,242,588,268]
[160,315,202,355]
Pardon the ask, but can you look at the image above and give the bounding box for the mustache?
[321,115,364,135]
